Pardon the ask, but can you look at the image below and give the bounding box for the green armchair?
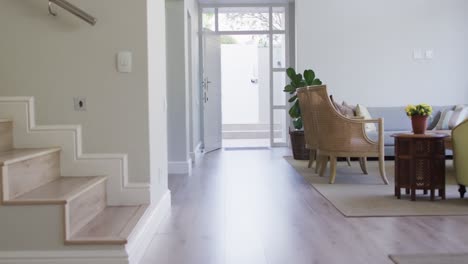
[453,120,468,198]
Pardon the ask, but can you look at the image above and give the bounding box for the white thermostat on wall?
[117,51,132,73]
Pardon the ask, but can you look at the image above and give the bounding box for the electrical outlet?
[74,97,87,111]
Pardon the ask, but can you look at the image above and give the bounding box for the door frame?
[198,3,291,148]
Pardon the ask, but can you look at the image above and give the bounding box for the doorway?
[200,5,290,150]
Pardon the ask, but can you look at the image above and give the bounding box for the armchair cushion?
[356,104,377,132]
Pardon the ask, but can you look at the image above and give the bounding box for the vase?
[411,115,428,134]
[289,130,310,160]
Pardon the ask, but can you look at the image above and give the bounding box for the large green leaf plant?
[283,68,322,130]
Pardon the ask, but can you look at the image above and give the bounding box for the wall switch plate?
[425,49,434,59]
[413,49,424,60]
[74,97,87,111]
[117,51,132,73]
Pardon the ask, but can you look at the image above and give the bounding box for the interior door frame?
[198,3,290,148]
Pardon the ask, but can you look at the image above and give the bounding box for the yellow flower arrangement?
[405,103,433,117]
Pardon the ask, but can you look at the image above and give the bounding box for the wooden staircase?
[0,119,147,246]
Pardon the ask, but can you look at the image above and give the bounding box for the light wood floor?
[141,148,468,264]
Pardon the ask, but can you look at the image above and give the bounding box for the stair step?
[222,123,281,130]
[0,148,61,166]
[222,130,283,139]
[67,205,148,245]
[7,176,107,205]
[0,148,62,201]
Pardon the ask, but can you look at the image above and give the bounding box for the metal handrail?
[48,0,97,26]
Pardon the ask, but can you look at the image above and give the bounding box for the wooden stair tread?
[67,205,148,245]
[8,176,107,204]
[0,148,61,165]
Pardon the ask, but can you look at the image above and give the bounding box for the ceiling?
[198,0,293,4]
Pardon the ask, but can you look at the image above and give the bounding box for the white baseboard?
[0,250,128,264]
[126,190,171,264]
[168,160,192,175]
[189,142,203,164]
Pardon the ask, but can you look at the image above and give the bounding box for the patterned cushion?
[330,95,354,117]
[341,102,355,117]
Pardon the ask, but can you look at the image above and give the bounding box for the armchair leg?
[329,156,337,184]
[346,157,352,167]
[359,157,368,175]
[378,155,389,185]
[308,149,316,169]
[315,154,322,174]
[459,185,466,198]
[319,155,328,177]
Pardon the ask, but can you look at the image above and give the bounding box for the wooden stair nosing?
[0,147,61,166]
[4,176,107,205]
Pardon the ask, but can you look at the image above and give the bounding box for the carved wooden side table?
[392,133,448,201]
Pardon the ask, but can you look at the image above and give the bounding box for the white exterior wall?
[221,45,285,125]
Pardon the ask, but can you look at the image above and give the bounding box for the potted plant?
[405,104,433,134]
[284,67,322,160]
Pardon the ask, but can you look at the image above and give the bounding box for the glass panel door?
[200,5,289,148]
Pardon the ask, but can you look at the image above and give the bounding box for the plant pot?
[411,115,428,134]
[289,130,310,160]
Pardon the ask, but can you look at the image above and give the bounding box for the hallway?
[141,148,468,264]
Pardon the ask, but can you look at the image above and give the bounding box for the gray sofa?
[366,106,454,156]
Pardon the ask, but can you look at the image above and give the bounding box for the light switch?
[413,49,424,60]
[425,49,434,60]
[117,51,132,73]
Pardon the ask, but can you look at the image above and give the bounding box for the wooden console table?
[392,133,448,201]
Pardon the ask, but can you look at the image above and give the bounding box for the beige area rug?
[389,253,468,264]
[285,157,468,217]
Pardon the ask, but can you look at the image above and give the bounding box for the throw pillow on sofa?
[449,105,468,129]
[434,109,454,130]
[356,104,377,132]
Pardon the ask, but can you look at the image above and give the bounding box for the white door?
[202,33,222,153]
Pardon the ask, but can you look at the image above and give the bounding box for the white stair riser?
[222,124,281,131]
[222,130,283,139]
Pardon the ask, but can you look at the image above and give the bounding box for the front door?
[202,32,222,153]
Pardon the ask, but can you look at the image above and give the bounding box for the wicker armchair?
[297,88,319,172]
[297,85,389,184]
[452,120,468,198]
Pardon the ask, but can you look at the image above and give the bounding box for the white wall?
[296,0,468,106]
[166,1,190,169]
[185,0,202,155]
[0,0,150,184]
[166,0,201,172]
[148,0,169,203]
